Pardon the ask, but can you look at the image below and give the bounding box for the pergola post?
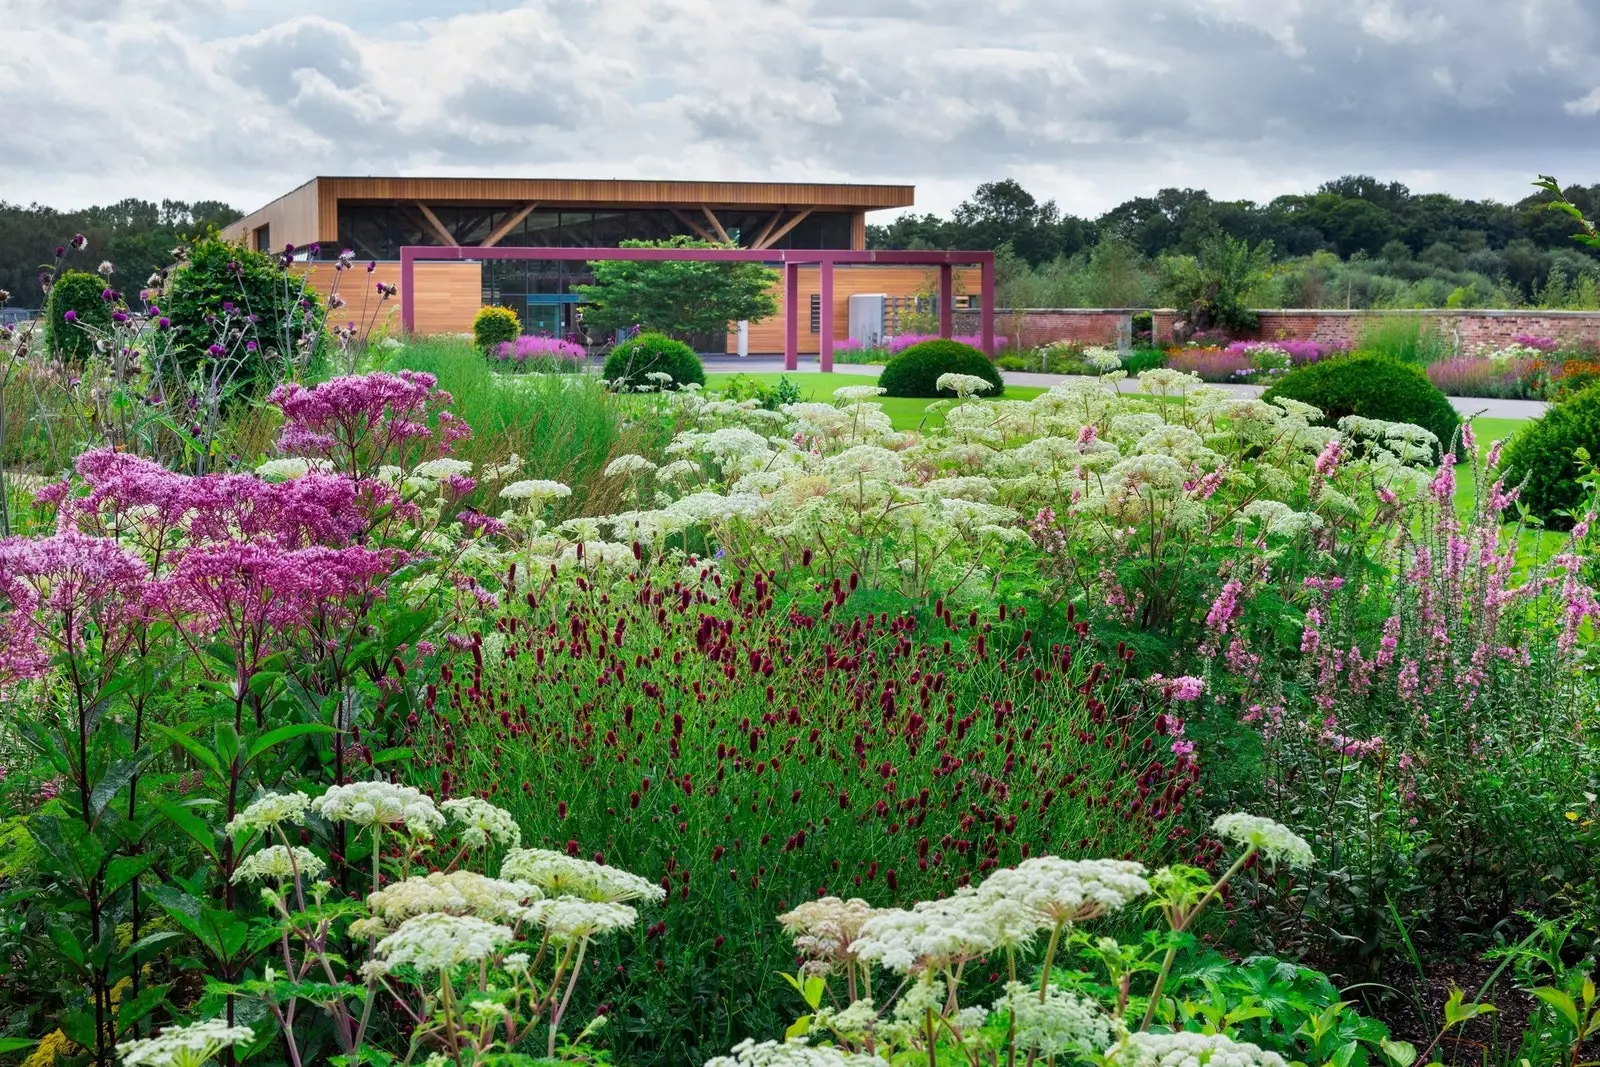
[819,259,835,373]
[980,256,996,356]
[939,263,953,340]
[784,263,800,371]
[400,247,417,333]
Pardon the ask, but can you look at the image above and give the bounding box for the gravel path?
[700,357,1549,420]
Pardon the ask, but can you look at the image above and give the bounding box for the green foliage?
[1160,233,1274,333]
[878,339,1005,398]
[161,236,324,387]
[1358,316,1455,364]
[715,373,801,410]
[43,269,112,361]
[573,237,779,340]
[1499,384,1600,529]
[473,305,522,351]
[1261,354,1460,456]
[601,331,705,390]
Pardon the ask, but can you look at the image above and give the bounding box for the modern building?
[221,176,982,352]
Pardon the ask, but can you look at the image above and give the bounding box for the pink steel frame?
[398,245,996,372]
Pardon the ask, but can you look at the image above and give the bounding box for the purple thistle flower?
[63,309,78,323]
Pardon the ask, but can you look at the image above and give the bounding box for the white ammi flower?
[992,981,1114,1057]
[441,796,522,849]
[117,1019,256,1067]
[226,791,311,836]
[231,846,325,885]
[412,458,474,481]
[1103,1030,1288,1066]
[254,458,311,481]
[311,781,446,839]
[373,913,515,973]
[977,857,1151,926]
[500,848,666,904]
[834,385,887,401]
[523,898,639,942]
[500,479,573,502]
[778,897,880,963]
[365,871,543,926]
[604,454,658,477]
[1211,813,1314,867]
[936,372,996,398]
[703,1038,880,1067]
[849,888,1023,973]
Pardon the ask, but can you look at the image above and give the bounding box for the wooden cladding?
[732,266,982,355]
[412,262,483,335]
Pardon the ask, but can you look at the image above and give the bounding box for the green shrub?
[1261,354,1459,457]
[1358,315,1454,364]
[716,373,801,411]
[602,331,705,389]
[878,339,1004,398]
[44,269,112,362]
[1121,346,1167,374]
[1499,384,1600,529]
[472,305,521,351]
[161,236,324,387]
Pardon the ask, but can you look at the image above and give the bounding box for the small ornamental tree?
[572,236,778,341]
[44,269,114,362]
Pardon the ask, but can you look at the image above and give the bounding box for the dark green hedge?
[602,332,705,389]
[1261,354,1459,458]
[1498,383,1600,529]
[878,340,1004,398]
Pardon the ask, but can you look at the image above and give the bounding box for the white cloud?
[3,0,1600,219]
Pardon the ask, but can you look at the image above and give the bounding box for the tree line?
[0,199,241,308]
[868,176,1600,310]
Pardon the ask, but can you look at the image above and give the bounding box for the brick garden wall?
[948,307,1600,352]
[1147,308,1600,350]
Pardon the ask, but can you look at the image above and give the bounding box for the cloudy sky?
[5,0,1600,220]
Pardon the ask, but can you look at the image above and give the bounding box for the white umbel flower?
[254,458,310,482]
[992,981,1114,1057]
[849,888,1019,973]
[778,897,880,963]
[977,857,1151,926]
[117,1018,256,1067]
[500,848,666,904]
[604,454,658,477]
[834,385,886,401]
[365,871,543,926]
[231,845,325,885]
[1211,813,1314,867]
[523,898,639,942]
[500,479,573,502]
[311,781,446,839]
[412,458,474,481]
[441,796,522,849]
[373,913,514,973]
[703,1038,880,1067]
[1103,1030,1288,1066]
[226,791,311,836]
[936,373,996,398]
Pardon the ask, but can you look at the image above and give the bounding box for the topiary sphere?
[473,306,521,351]
[877,339,1004,399]
[45,269,114,363]
[1498,383,1600,530]
[602,332,705,390]
[1261,353,1459,459]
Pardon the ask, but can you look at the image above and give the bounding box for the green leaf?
[153,800,219,861]
[369,746,415,766]
[1442,984,1496,1028]
[151,724,223,777]
[116,982,172,1031]
[48,923,86,968]
[124,930,189,961]
[1379,1038,1417,1067]
[0,1038,38,1054]
[1531,987,1581,1030]
[90,758,142,819]
[785,1015,813,1039]
[105,852,161,898]
[247,722,335,762]
[214,721,242,768]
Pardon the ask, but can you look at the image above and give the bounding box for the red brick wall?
[952,308,1135,349]
[1149,308,1600,349]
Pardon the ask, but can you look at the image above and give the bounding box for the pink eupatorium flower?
[0,533,149,690]
[1428,454,1456,504]
[269,370,470,477]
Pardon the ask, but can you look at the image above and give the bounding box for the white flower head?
[311,781,446,839]
[117,1019,256,1067]
[366,871,543,925]
[412,458,474,481]
[523,897,639,942]
[227,791,311,837]
[500,848,666,904]
[993,981,1115,1058]
[1103,1030,1288,1066]
[703,1038,879,1067]
[441,796,522,849]
[1211,813,1314,867]
[849,888,1014,973]
[778,897,880,964]
[500,479,573,502]
[834,385,887,401]
[936,372,996,398]
[254,458,311,482]
[374,913,515,973]
[604,454,658,477]
[232,845,325,885]
[978,857,1151,927]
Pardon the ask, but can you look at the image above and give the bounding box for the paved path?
[699,356,1549,420]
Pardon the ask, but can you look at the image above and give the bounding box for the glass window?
[558,211,594,247]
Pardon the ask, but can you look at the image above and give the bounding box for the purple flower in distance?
[71,234,88,250]
[63,309,78,323]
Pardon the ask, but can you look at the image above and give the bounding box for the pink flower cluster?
[492,334,587,367]
[270,370,470,477]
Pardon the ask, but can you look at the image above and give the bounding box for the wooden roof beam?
[669,208,718,243]
[413,201,459,247]
[481,202,539,247]
[700,205,732,244]
[750,209,785,250]
[756,208,813,250]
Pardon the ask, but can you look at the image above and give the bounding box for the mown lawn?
[704,371,1045,431]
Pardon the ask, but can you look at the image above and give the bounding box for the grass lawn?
[704,371,1045,431]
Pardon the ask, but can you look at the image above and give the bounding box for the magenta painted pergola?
[399,245,996,372]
